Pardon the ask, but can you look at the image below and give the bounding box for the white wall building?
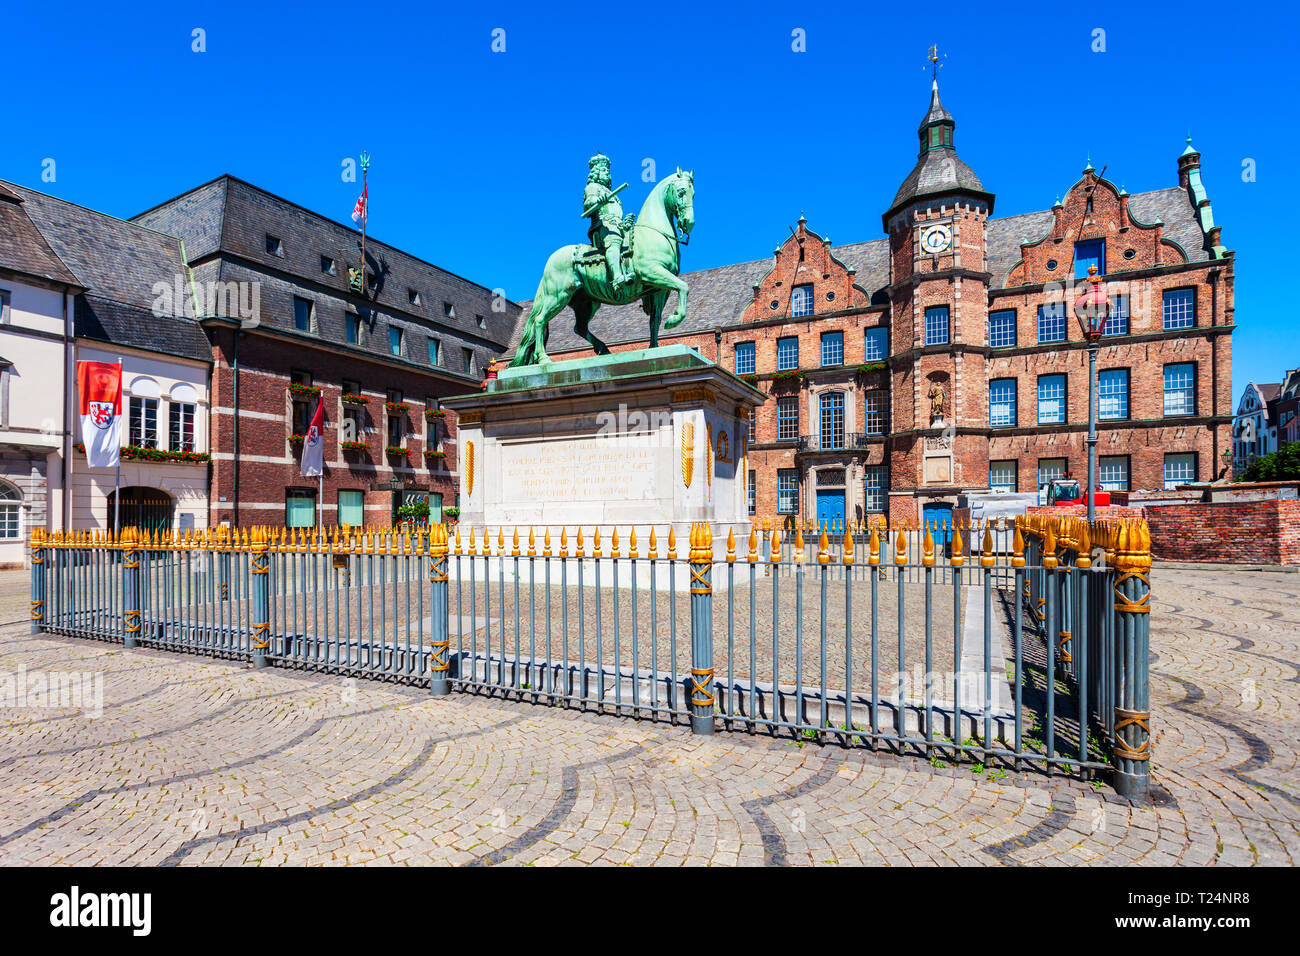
[5,180,213,543]
[1232,382,1280,476]
[0,184,79,567]
[69,342,210,532]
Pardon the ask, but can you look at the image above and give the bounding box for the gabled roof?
[0,183,80,287]
[2,180,211,362]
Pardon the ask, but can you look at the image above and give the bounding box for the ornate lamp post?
[1074,264,1111,522]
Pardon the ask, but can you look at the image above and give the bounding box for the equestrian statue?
[510,153,695,367]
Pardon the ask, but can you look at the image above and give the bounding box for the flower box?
[384,401,410,415]
[74,442,210,464]
[423,449,447,462]
[771,369,804,386]
[855,361,887,375]
[288,382,321,398]
[424,408,446,420]
[287,434,305,448]
[738,373,759,386]
[341,393,369,406]
[341,441,369,453]
[385,444,410,458]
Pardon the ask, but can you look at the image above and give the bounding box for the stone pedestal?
[440,346,764,558]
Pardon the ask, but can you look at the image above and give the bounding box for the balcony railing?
[796,432,884,453]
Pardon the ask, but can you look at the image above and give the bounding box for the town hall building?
[532,78,1235,527]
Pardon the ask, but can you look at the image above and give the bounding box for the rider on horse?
[583,153,634,293]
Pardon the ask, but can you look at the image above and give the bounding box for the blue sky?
[7,0,1296,393]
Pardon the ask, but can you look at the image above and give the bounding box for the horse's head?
[672,167,695,237]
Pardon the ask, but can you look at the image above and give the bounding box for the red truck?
[1044,477,1111,508]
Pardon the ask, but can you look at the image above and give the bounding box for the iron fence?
[26,514,1153,799]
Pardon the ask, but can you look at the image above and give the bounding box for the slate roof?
[0,183,80,287]
[2,180,211,363]
[887,150,988,219]
[1127,187,1213,264]
[132,176,524,369]
[527,184,1214,356]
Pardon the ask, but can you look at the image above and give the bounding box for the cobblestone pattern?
[0,568,1294,865]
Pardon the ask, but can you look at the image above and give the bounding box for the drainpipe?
[232,328,240,528]
[61,290,72,531]
[1208,269,1220,477]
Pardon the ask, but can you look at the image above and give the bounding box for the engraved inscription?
[500,437,659,503]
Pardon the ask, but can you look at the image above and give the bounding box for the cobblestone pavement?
[0,566,1294,866]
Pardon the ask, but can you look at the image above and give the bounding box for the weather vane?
[926,44,946,80]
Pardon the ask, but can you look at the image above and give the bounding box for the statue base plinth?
[441,346,764,559]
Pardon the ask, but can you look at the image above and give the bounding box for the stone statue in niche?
[927,379,948,426]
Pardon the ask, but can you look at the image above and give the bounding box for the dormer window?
[1074,239,1105,279]
[790,284,814,317]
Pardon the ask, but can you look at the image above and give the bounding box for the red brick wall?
[209,326,465,528]
[1144,500,1300,565]
[1028,500,1300,565]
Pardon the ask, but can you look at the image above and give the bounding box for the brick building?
[133,176,523,528]
[533,79,1235,527]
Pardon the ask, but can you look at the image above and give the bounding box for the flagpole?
[114,359,121,534]
[359,151,369,292]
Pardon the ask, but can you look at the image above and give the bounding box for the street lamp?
[1073,263,1111,522]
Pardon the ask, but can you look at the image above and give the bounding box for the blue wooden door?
[816,489,845,529]
[922,502,954,552]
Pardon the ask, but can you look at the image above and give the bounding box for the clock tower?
[882,68,995,524]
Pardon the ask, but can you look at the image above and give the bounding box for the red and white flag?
[77,360,122,469]
[300,398,325,477]
[351,185,368,227]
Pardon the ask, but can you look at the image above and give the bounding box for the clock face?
[921,223,952,254]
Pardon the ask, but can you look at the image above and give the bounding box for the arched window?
[0,480,21,539]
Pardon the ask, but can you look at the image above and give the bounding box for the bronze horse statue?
[510,169,695,367]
